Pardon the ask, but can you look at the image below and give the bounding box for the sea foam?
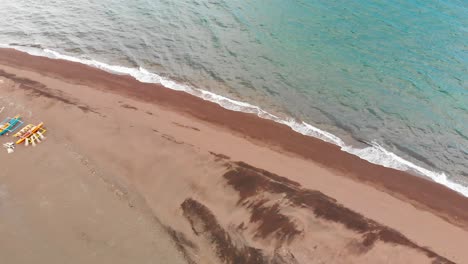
[3,44,468,197]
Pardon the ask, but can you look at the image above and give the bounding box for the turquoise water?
[0,0,467,192]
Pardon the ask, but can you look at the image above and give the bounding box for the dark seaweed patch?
[181,198,272,264]
[164,226,198,264]
[224,162,454,263]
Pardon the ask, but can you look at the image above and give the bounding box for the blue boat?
[0,115,24,136]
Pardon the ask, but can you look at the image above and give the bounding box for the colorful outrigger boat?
[13,122,46,146]
[0,115,23,136]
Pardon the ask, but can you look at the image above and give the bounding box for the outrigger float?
[13,122,46,147]
[0,115,23,136]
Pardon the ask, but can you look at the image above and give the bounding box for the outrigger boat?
[0,115,23,136]
[13,122,46,146]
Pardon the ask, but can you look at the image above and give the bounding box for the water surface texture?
[0,0,467,191]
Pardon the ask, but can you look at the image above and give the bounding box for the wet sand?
[0,48,467,263]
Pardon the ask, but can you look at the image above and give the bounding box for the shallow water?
[0,0,466,191]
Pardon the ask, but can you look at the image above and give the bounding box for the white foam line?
[3,44,467,197]
[343,143,468,196]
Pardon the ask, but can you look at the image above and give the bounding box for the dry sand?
[0,49,467,263]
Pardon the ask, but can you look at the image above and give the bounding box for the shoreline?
[0,53,467,262]
[0,47,466,228]
[4,45,464,196]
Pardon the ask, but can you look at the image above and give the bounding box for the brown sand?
[0,48,467,263]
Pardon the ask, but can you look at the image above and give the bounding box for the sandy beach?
[0,48,467,263]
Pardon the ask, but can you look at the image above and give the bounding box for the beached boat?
[14,122,45,145]
[0,115,23,136]
[13,124,35,138]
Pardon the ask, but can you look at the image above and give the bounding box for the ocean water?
[0,0,466,195]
